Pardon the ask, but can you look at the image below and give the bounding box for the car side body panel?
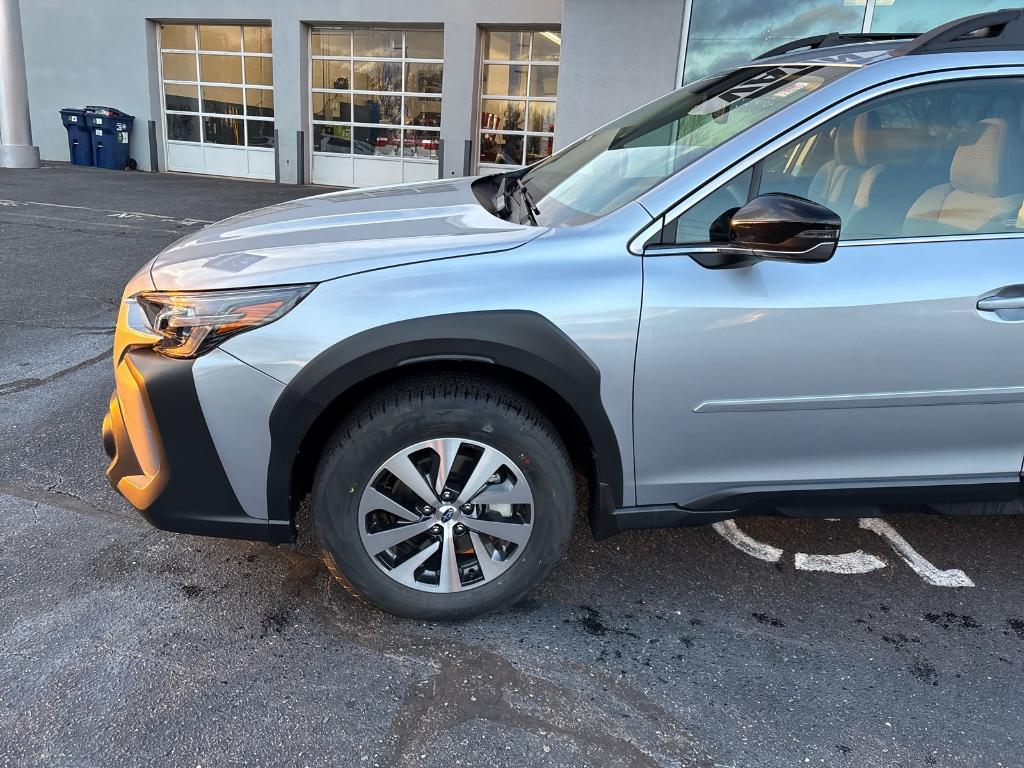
[215,202,651,518]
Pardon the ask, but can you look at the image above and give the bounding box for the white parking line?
[859,518,974,588]
[0,198,212,226]
[712,520,783,563]
[794,550,886,574]
[714,517,975,587]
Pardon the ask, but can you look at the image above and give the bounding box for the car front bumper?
[102,348,292,543]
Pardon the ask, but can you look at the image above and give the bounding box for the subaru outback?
[105,11,1024,618]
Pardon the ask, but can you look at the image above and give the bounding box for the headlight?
[135,284,314,359]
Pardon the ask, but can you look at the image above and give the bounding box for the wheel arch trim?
[266,310,625,526]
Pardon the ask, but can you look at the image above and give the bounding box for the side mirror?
[692,193,841,269]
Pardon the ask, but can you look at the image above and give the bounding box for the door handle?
[977,295,1024,311]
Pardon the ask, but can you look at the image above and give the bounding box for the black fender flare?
[266,310,623,523]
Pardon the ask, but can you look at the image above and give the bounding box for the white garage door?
[159,24,276,180]
[310,27,443,187]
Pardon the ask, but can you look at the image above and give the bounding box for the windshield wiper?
[490,173,540,226]
[512,177,540,226]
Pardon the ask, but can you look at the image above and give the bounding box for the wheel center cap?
[439,505,457,523]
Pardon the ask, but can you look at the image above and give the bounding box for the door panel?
[634,237,1024,506]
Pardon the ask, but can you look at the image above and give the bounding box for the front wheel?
[311,374,575,620]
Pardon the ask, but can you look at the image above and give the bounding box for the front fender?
[265,310,624,525]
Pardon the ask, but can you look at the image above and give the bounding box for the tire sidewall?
[312,394,574,619]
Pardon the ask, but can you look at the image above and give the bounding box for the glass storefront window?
[160,24,274,149]
[869,0,1008,32]
[310,27,444,159]
[479,29,560,168]
[682,0,865,83]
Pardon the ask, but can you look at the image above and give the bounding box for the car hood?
[148,177,544,290]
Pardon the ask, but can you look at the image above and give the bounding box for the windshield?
[515,64,853,227]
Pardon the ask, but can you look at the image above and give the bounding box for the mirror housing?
[687,193,841,269]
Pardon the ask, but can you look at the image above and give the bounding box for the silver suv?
[104,11,1024,618]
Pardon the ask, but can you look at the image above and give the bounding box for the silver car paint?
[149,177,544,291]
[219,202,651,510]
[130,50,1024,521]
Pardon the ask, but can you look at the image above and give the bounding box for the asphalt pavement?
[1,164,1023,768]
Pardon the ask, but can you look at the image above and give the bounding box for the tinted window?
[666,78,1024,244]
[758,78,1024,239]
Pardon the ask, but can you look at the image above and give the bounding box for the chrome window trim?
[628,65,1024,256]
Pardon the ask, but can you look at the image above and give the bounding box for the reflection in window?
[869,0,1007,32]
[682,0,864,83]
[479,29,560,168]
[310,27,444,160]
[160,24,274,149]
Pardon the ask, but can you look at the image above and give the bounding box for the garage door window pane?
[486,31,530,61]
[527,101,556,133]
[165,83,199,112]
[481,100,525,131]
[404,129,440,159]
[312,30,350,57]
[406,62,442,94]
[243,26,273,54]
[203,116,244,145]
[247,120,275,148]
[354,126,401,155]
[162,53,197,82]
[313,92,351,122]
[167,114,200,142]
[353,94,401,126]
[200,54,242,84]
[353,29,403,58]
[353,61,402,91]
[312,59,351,90]
[244,57,272,86]
[480,133,523,165]
[405,96,442,127]
[161,25,195,50]
[314,124,352,153]
[246,88,274,118]
[482,64,527,97]
[526,135,554,164]
[202,86,244,115]
[531,31,562,61]
[200,25,241,53]
[405,30,443,59]
[529,66,559,98]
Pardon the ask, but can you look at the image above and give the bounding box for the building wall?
[20,0,563,182]
[556,0,686,149]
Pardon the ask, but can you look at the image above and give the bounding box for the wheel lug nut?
[441,490,453,501]
[461,503,472,512]
[430,525,443,536]
[422,506,434,514]
[454,523,466,535]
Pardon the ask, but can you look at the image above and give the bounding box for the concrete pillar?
[0,0,40,167]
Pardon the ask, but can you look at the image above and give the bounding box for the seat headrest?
[834,111,887,167]
[951,118,1018,197]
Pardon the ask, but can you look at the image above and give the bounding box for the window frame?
[158,23,275,151]
[633,68,1024,255]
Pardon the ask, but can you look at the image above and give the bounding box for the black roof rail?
[896,8,1024,55]
[755,32,919,61]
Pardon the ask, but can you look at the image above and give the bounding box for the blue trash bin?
[59,108,94,166]
[84,106,135,170]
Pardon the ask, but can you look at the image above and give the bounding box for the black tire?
[311,374,575,620]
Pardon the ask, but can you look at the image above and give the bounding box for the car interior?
[672,79,1024,245]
